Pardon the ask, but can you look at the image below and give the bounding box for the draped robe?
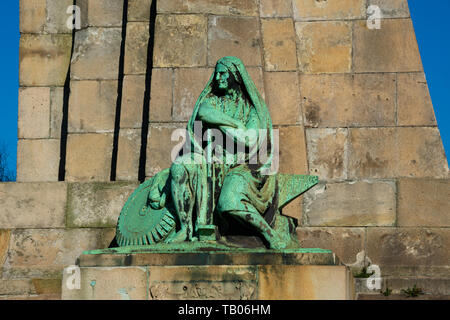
[170,56,277,233]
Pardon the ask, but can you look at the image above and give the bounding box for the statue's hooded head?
[196,56,263,113]
[187,56,275,174]
[213,57,244,94]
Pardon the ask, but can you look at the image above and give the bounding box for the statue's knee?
[170,164,187,184]
[216,195,227,215]
[217,190,239,215]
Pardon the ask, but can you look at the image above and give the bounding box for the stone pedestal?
[61,244,355,300]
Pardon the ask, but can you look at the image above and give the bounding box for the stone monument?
[63,56,353,300]
[114,56,318,250]
[2,0,448,300]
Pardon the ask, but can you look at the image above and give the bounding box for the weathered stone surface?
[348,127,449,179]
[45,0,74,33]
[208,16,261,67]
[3,229,114,279]
[281,196,302,222]
[16,139,60,182]
[301,74,396,127]
[0,279,34,296]
[396,128,449,178]
[148,265,257,300]
[80,250,336,267]
[295,21,352,74]
[121,75,145,128]
[19,0,46,33]
[71,28,122,80]
[76,0,89,29]
[117,129,141,181]
[0,230,10,273]
[173,68,213,121]
[149,69,173,122]
[261,19,297,71]
[348,127,396,179]
[68,80,117,133]
[397,73,436,126]
[366,228,450,267]
[258,265,352,299]
[67,181,138,228]
[0,293,60,300]
[264,72,301,125]
[353,19,422,73]
[368,0,410,18]
[306,128,348,180]
[18,87,50,139]
[297,227,365,264]
[81,0,124,27]
[158,0,258,16]
[146,124,186,177]
[293,0,365,21]
[277,126,308,175]
[383,277,450,296]
[128,0,152,21]
[64,258,353,300]
[150,280,256,300]
[260,0,292,17]
[124,22,149,75]
[50,87,64,139]
[154,15,207,67]
[375,265,450,279]
[19,34,72,86]
[247,67,265,99]
[0,182,66,228]
[398,178,450,227]
[62,266,148,300]
[66,133,113,182]
[148,265,256,281]
[303,181,396,227]
[32,279,62,295]
[276,125,308,221]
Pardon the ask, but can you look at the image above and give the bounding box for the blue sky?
[0,1,448,181]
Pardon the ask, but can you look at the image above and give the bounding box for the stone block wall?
[0,181,137,299]
[4,0,449,299]
[18,0,73,182]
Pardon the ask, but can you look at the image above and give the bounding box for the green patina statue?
[115,57,318,250]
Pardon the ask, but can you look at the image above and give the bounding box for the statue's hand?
[158,192,166,208]
[148,186,163,210]
[198,103,243,129]
[147,169,170,210]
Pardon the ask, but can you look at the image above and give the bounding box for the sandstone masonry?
[8,0,450,299]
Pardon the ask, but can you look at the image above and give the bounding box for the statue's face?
[214,64,230,91]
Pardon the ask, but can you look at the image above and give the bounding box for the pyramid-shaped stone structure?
[0,0,448,299]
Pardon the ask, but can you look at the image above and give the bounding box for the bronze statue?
[115,57,318,250]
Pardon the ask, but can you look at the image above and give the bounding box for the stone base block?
[62,249,354,300]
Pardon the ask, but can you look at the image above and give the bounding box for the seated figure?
[115,57,318,250]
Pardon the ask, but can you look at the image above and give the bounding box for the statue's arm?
[220,108,259,147]
[197,102,244,129]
